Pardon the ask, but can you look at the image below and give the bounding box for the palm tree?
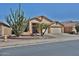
[37,23,48,36]
[6,4,28,37]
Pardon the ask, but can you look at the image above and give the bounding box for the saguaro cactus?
[6,4,28,37]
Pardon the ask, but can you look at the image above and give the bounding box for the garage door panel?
[51,28,61,33]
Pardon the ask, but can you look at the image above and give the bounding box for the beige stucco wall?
[1,25,12,36]
[0,25,2,35]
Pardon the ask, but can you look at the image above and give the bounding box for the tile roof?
[30,16,54,23]
[0,22,10,27]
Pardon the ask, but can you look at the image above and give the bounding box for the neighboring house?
[22,16,64,35]
[0,22,12,36]
[63,21,77,33]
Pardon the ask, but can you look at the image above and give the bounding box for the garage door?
[51,28,61,33]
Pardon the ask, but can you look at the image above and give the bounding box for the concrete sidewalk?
[0,33,79,49]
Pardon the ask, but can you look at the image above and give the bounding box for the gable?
[30,18,39,23]
[30,16,54,25]
[40,18,52,24]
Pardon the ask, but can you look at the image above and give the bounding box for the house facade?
[22,16,64,35]
[0,22,12,36]
[63,21,77,33]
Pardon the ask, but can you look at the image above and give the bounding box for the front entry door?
[32,23,38,33]
[32,27,38,33]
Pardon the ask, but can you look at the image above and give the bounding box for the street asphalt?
[0,40,79,56]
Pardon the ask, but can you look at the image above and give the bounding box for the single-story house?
[0,22,12,36]
[63,21,77,33]
[22,16,64,35]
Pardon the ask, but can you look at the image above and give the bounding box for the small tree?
[6,4,28,37]
[75,24,79,34]
[37,23,48,36]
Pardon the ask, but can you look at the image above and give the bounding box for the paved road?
[0,40,79,56]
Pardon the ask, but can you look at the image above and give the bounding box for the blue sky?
[1,3,79,22]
